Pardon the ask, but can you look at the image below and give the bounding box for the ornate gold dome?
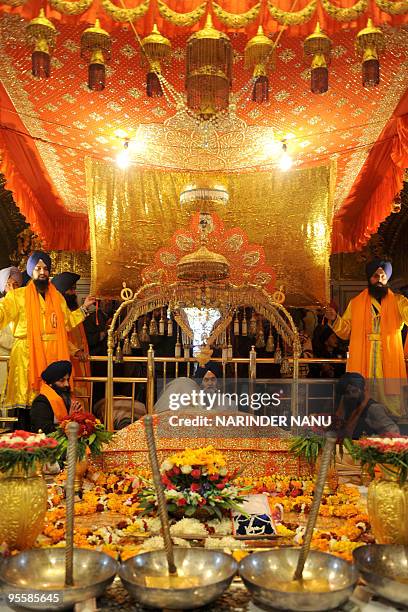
[177,245,230,282]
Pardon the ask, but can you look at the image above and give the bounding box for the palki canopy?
[0,0,407,263]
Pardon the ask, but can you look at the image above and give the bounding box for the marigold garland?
[158,0,207,27]
[212,1,261,28]
[267,0,317,26]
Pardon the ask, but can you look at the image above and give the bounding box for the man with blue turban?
[324,258,408,416]
[0,251,95,428]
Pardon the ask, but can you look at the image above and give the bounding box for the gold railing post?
[106,327,114,432]
[249,345,256,414]
[147,343,155,414]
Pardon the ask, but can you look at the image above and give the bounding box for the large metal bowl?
[119,547,237,609]
[239,548,358,611]
[0,548,118,610]
[353,544,408,606]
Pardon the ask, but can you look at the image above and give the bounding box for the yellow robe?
[331,292,408,416]
[0,286,84,410]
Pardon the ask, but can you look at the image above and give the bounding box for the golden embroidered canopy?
[0,0,407,254]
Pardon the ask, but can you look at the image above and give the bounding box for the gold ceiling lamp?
[141,23,171,97]
[356,19,385,88]
[244,25,275,103]
[179,185,229,208]
[177,211,230,282]
[185,13,233,120]
[303,22,331,94]
[26,9,57,79]
[80,19,111,91]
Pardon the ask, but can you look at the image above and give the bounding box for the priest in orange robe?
[324,259,408,416]
[0,251,95,428]
[51,272,91,410]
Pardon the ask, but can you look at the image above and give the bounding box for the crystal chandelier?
[180,186,229,207]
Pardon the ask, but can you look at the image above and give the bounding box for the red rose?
[172,466,181,475]
[290,489,302,497]
[13,430,31,439]
[215,483,225,490]
[177,498,187,506]
[198,498,207,506]
[190,483,200,492]
[191,469,201,479]
[209,474,219,481]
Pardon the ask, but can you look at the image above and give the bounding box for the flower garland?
[320,0,368,21]
[16,465,371,565]
[0,430,58,473]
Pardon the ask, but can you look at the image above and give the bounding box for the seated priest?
[30,360,82,434]
[195,362,238,411]
[334,372,400,439]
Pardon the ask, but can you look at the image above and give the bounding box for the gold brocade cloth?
[87,159,334,306]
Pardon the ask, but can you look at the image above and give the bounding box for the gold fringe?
[267,0,316,25]
[49,0,93,15]
[101,0,150,23]
[321,0,368,21]
[212,1,261,28]
[158,0,207,27]
[0,0,27,6]
[375,0,408,15]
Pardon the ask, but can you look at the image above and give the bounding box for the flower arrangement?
[345,436,408,484]
[0,430,59,473]
[51,411,113,461]
[138,446,248,520]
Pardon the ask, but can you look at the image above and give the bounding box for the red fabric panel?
[332,90,408,253]
[0,82,89,250]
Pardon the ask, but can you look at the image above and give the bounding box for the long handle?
[144,415,177,575]
[293,433,337,581]
[65,421,79,586]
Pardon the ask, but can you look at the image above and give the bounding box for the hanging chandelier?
[244,25,275,103]
[185,14,233,121]
[356,19,384,88]
[180,186,229,207]
[303,23,332,94]
[80,19,111,91]
[141,24,171,98]
[177,245,230,282]
[26,9,57,79]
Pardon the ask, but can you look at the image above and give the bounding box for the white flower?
[161,460,174,472]
[170,518,208,538]
[181,465,192,474]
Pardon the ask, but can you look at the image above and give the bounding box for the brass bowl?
[239,548,358,611]
[0,548,118,610]
[119,547,237,609]
[353,544,408,606]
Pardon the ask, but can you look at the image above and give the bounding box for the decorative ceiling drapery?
[1,0,406,36]
[86,158,334,305]
[0,1,407,254]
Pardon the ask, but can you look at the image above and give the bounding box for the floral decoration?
[138,446,249,520]
[345,436,408,484]
[0,430,58,473]
[51,412,113,461]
